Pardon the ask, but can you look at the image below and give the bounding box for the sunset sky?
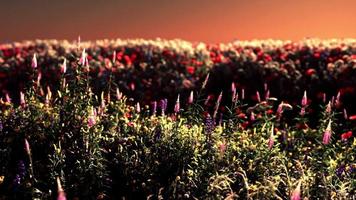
[0,0,355,43]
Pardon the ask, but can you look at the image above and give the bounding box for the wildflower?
[301,90,307,106]
[265,90,270,100]
[136,102,141,113]
[268,125,274,149]
[343,109,348,120]
[112,50,116,63]
[160,99,168,115]
[290,181,302,200]
[241,88,245,100]
[80,49,86,66]
[202,73,209,89]
[231,83,236,102]
[264,83,268,91]
[277,102,284,116]
[174,94,180,113]
[56,177,67,200]
[205,114,214,134]
[322,93,326,103]
[300,107,305,116]
[116,88,123,100]
[341,131,352,141]
[37,71,42,86]
[61,58,67,74]
[323,120,332,144]
[152,101,157,115]
[325,101,332,114]
[349,115,356,120]
[5,93,11,103]
[88,107,97,128]
[24,139,31,155]
[256,91,261,102]
[250,112,255,121]
[188,91,194,104]
[213,92,223,119]
[32,53,37,69]
[335,91,341,107]
[204,95,212,105]
[45,86,52,105]
[20,91,26,107]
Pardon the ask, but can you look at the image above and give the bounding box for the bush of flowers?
[0,39,355,199]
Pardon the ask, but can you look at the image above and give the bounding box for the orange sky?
[0,0,355,43]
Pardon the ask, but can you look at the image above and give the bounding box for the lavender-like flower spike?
[32,53,37,69]
[88,107,97,128]
[204,114,215,134]
[152,101,157,115]
[301,90,307,107]
[290,180,301,200]
[323,120,332,144]
[213,92,223,119]
[188,91,194,104]
[202,73,210,89]
[174,94,180,113]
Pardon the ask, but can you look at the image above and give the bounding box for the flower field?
[0,38,355,199]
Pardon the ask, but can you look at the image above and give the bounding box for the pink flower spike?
[325,101,332,114]
[322,93,326,103]
[136,102,141,113]
[57,177,67,200]
[277,102,284,116]
[268,125,274,149]
[265,90,270,100]
[241,88,245,100]
[32,53,37,69]
[264,83,268,91]
[202,73,210,89]
[188,91,194,104]
[323,120,332,144]
[113,50,116,63]
[37,71,42,86]
[5,93,11,103]
[256,91,261,102]
[301,90,307,106]
[81,49,86,66]
[24,139,31,155]
[300,107,305,116]
[343,109,348,120]
[88,107,96,128]
[116,88,122,100]
[174,94,180,113]
[290,181,301,200]
[20,91,26,106]
[250,112,255,121]
[213,92,223,119]
[61,58,67,74]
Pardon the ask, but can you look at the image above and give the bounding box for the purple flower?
[152,101,157,115]
[205,114,215,134]
[323,120,332,144]
[160,99,167,115]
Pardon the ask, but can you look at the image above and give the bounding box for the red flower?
[349,115,356,120]
[305,68,316,76]
[186,66,195,74]
[266,109,274,115]
[341,131,352,140]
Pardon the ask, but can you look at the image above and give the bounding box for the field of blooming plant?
[0,38,355,199]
